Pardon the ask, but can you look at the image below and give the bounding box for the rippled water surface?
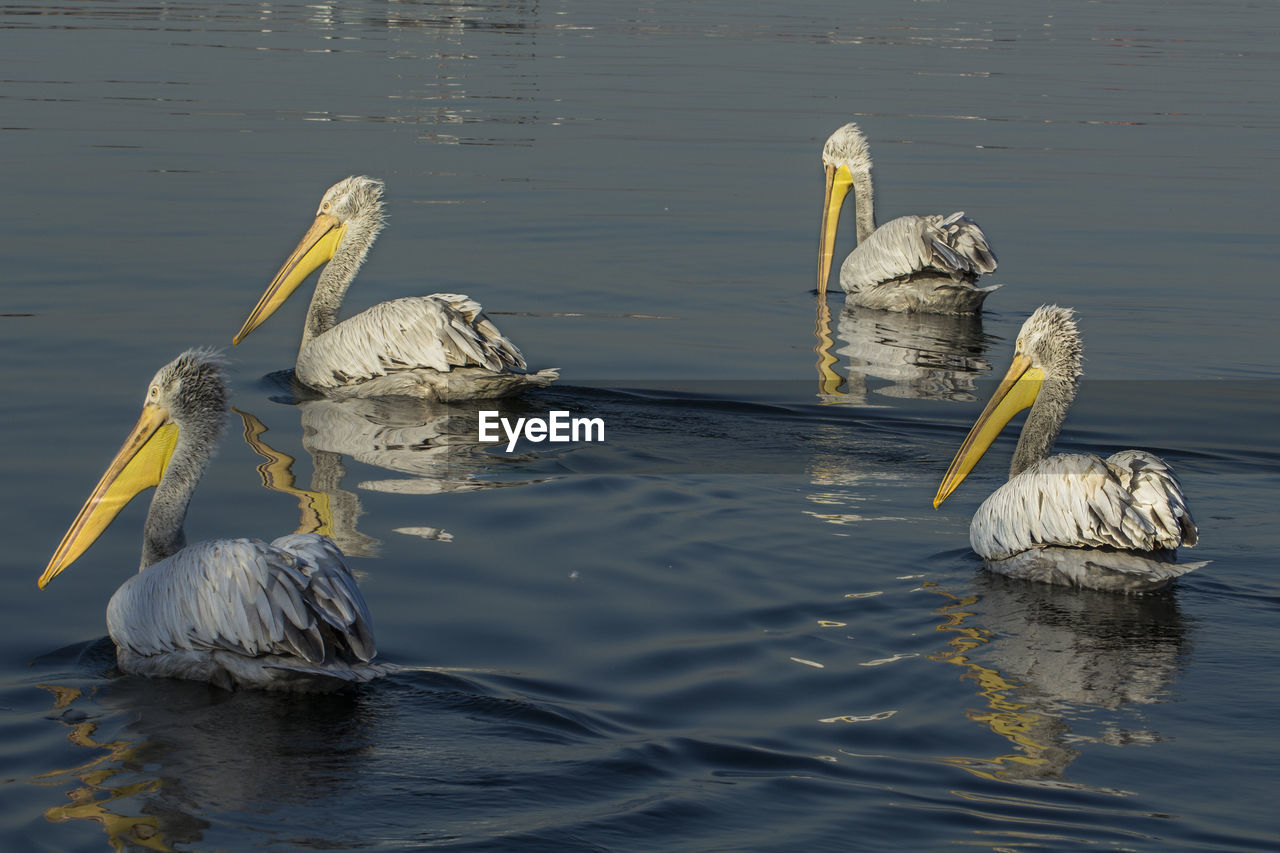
[3,1,1278,850]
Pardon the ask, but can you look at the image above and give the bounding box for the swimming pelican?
[933,306,1204,592]
[818,123,999,314]
[233,176,557,400]
[39,350,387,690]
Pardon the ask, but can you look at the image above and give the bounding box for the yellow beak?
[933,353,1045,508]
[232,213,346,345]
[39,406,178,588]
[817,163,853,297]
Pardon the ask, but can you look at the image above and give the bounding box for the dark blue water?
[3,1,1278,850]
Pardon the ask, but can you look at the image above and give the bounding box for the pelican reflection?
[33,681,176,851]
[926,576,1189,784]
[34,672,377,850]
[239,398,545,554]
[238,409,379,556]
[299,397,530,494]
[815,301,993,405]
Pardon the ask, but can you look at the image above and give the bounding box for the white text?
[478,410,606,452]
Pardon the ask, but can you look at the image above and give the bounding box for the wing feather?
[296,295,529,389]
[107,533,377,666]
[840,212,997,294]
[970,452,1198,560]
[1107,449,1198,547]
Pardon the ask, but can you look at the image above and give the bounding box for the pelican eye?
[148,385,159,401]
[321,201,332,212]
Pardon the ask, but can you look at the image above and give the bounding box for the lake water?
[3,1,1278,850]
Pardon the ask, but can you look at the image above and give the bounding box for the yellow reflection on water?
[814,295,847,401]
[32,684,170,852]
[813,298,993,406]
[923,584,1071,783]
[235,408,333,538]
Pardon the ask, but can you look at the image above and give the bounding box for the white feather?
[840,213,997,297]
[970,452,1197,561]
[296,296,557,401]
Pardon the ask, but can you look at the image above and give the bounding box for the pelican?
[933,306,1204,592]
[233,176,557,400]
[818,123,999,314]
[39,350,387,690]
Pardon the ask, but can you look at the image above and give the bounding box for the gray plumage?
[249,176,556,400]
[821,123,998,314]
[1005,306,1083,479]
[109,533,384,691]
[56,350,387,690]
[138,349,228,569]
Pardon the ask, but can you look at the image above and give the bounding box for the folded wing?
[970,451,1197,560]
[107,533,376,666]
[296,295,528,389]
[841,212,997,294]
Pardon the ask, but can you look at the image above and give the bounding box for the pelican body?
[40,351,386,690]
[234,176,557,400]
[933,306,1203,592]
[818,123,998,314]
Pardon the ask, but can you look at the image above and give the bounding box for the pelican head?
[821,122,873,175]
[40,350,228,588]
[818,123,873,296]
[933,305,1082,507]
[233,176,386,345]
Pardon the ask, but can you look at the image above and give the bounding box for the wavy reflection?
[814,296,845,399]
[237,409,335,536]
[925,575,1189,785]
[32,674,374,850]
[238,398,543,555]
[15,2,550,145]
[32,682,177,851]
[815,302,994,405]
[236,408,378,557]
[299,397,513,494]
[801,416,921,527]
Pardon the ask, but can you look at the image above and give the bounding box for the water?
[3,1,1278,849]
